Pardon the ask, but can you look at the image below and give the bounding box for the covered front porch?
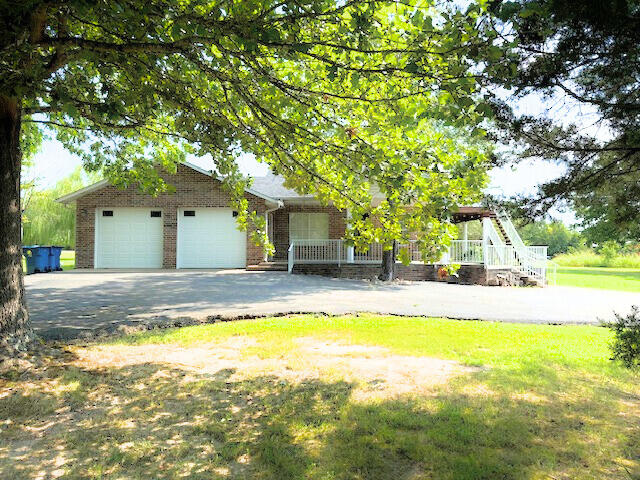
[255,205,549,286]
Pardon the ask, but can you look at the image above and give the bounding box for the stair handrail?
[485,219,505,247]
[484,218,507,264]
[496,209,527,251]
[496,209,547,283]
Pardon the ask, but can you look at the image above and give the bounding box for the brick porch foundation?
[291,263,515,286]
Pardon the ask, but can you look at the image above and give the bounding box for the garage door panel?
[95,208,163,268]
[177,208,246,268]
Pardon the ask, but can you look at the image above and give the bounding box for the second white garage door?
[176,208,247,268]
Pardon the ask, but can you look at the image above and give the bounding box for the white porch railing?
[481,244,548,285]
[288,239,347,266]
[287,239,421,272]
[447,240,484,264]
[288,238,549,285]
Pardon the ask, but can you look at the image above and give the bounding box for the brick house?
[57,162,348,270]
[57,162,550,285]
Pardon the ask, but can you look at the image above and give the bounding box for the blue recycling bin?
[22,246,36,275]
[22,245,50,274]
[36,246,51,272]
[48,246,64,271]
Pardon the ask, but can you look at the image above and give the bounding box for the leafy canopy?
[484,0,640,241]
[3,0,495,259]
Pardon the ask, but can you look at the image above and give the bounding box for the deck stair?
[494,209,546,285]
[493,217,512,245]
[246,261,288,271]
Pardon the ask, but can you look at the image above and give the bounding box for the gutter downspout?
[264,201,283,262]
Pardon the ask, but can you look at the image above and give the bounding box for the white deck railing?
[288,239,347,265]
[447,240,484,264]
[288,238,549,285]
[287,239,421,272]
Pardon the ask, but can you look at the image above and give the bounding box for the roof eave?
[55,179,110,204]
[55,162,282,206]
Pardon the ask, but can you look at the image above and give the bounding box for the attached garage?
[57,162,280,269]
[176,208,247,268]
[95,208,164,268]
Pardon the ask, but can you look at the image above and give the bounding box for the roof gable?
[56,161,281,205]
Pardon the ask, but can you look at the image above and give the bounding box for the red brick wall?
[74,164,267,268]
[271,204,347,260]
[291,263,500,285]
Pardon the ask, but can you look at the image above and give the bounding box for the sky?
[26,77,598,228]
[26,134,576,224]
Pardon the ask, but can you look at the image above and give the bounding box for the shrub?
[603,306,640,369]
[553,249,640,268]
[518,220,584,256]
[553,248,601,267]
[599,240,620,266]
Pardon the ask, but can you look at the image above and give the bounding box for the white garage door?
[95,208,164,268]
[177,208,247,268]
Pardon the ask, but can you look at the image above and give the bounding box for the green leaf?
[327,65,338,81]
[62,103,79,117]
[411,10,424,28]
[404,61,419,73]
[350,73,360,89]
[488,45,503,62]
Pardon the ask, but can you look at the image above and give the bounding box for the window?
[184,210,196,217]
[102,210,113,217]
[150,211,161,218]
[289,213,329,240]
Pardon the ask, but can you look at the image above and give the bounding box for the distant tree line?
[22,167,100,248]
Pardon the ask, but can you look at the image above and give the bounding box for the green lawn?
[60,249,75,270]
[555,266,640,292]
[2,314,638,479]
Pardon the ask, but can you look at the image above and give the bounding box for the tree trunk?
[0,95,31,354]
[378,240,397,281]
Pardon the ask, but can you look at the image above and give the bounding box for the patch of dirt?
[295,337,477,396]
[295,337,387,356]
[72,336,256,374]
[73,336,477,397]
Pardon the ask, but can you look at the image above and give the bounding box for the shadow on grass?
[0,359,638,479]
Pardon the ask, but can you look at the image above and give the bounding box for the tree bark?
[0,95,32,353]
[378,240,397,282]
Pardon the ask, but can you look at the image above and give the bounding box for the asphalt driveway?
[24,269,639,339]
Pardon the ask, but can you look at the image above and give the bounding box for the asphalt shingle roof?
[250,174,311,199]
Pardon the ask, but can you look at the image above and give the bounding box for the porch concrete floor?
[24,269,638,340]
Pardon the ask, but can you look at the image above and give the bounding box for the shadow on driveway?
[24,269,639,340]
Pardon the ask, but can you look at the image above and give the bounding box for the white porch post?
[482,216,491,266]
[346,209,354,263]
[462,221,469,255]
[264,211,270,262]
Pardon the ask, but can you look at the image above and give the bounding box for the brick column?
[163,208,177,268]
[75,205,95,268]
